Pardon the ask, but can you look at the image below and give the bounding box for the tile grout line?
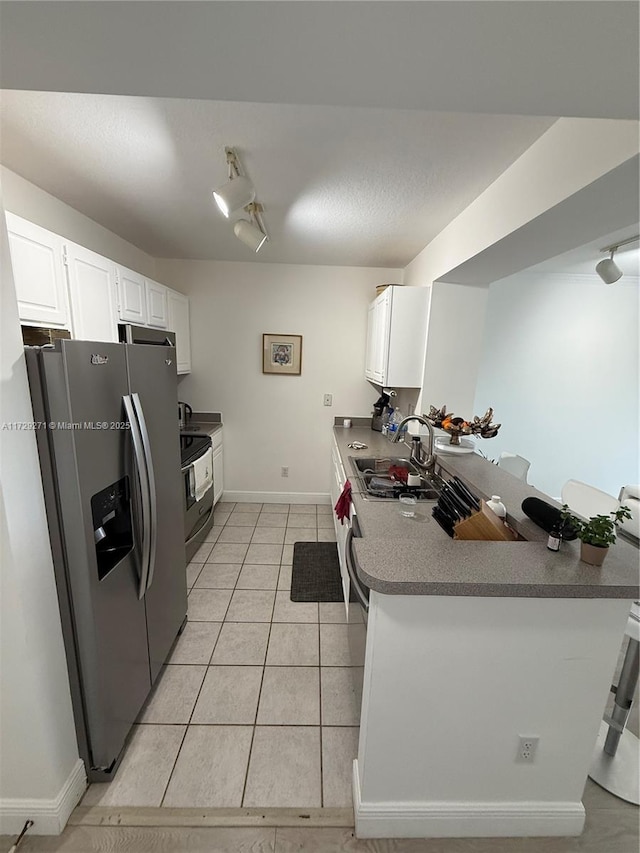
[239,517,282,808]
[159,506,238,808]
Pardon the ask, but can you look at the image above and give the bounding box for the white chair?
[580,481,640,804]
[560,479,619,519]
[497,452,530,482]
[617,485,640,542]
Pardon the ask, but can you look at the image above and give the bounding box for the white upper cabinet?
[365,290,391,385]
[5,212,69,328]
[145,279,168,329]
[116,266,147,325]
[65,242,119,343]
[167,289,191,374]
[364,285,428,388]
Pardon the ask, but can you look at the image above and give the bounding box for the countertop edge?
[334,426,640,600]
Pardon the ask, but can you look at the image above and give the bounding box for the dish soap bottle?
[486,495,507,522]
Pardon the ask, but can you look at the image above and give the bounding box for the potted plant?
[561,504,632,566]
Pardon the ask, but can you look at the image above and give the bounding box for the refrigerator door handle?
[131,392,158,593]
[123,394,151,599]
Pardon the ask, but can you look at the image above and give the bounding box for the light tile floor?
[82,501,365,810]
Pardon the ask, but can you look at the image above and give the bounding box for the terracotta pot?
[580,542,609,567]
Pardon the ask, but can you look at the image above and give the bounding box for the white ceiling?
[0,1,638,268]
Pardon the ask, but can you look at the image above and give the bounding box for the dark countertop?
[180,413,223,438]
[334,426,639,600]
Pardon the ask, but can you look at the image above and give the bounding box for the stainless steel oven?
[180,433,214,561]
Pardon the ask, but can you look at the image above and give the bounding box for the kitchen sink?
[348,456,443,500]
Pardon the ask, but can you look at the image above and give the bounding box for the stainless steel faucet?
[391,414,435,474]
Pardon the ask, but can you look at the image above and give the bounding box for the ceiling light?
[213,147,255,217]
[596,234,639,284]
[234,203,268,252]
[595,252,623,285]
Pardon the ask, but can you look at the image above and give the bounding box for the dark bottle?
[547,522,562,552]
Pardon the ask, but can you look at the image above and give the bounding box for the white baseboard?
[223,491,331,505]
[352,760,584,839]
[0,759,86,836]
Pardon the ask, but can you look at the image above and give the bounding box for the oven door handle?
[345,526,369,612]
[182,461,196,501]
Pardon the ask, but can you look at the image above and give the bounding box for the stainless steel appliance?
[181,432,215,561]
[118,323,176,347]
[26,338,187,782]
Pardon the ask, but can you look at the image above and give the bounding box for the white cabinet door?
[365,302,376,382]
[145,279,168,329]
[5,212,69,327]
[365,286,427,387]
[330,439,350,616]
[212,430,224,504]
[65,242,119,342]
[365,289,390,385]
[116,266,147,325]
[167,289,191,374]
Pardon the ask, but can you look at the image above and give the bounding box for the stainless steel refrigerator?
[26,338,187,782]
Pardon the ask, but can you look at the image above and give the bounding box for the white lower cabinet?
[5,212,69,328]
[212,429,224,505]
[331,437,351,616]
[167,289,191,374]
[65,242,119,342]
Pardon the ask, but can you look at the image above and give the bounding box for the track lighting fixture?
[234,203,268,252]
[213,147,269,252]
[213,148,255,217]
[595,234,639,284]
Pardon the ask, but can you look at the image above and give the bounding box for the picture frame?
[262,333,302,375]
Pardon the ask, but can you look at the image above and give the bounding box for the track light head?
[596,250,623,285]
[213,175,255,218]
[234,218,268,252]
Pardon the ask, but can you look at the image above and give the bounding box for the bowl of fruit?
[426,405,501,446]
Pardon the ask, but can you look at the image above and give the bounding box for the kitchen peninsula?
[332,425,638,840]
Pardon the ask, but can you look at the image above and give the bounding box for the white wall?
[0,202,82,833]
[419,282,489,417]
[1,166,157,278]
[156,259,399,500]
[473,272,640,498]
[403,118,639,416]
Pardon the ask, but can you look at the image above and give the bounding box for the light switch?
[323,394,332,406]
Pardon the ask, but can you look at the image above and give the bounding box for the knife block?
[453,500,519,541]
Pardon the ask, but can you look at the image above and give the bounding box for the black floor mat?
[290,542,345,602]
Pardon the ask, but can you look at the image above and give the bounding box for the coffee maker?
[178,401,192,430]
[371,392,391,431]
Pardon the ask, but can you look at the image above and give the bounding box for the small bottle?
[486,495,507,521]
[547,522,562,552]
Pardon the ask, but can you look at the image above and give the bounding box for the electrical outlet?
[281,466,289,478]
[323,394,332,406]
[517,736,539,762]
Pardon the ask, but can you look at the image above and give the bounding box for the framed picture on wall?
[262,333,302,375]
